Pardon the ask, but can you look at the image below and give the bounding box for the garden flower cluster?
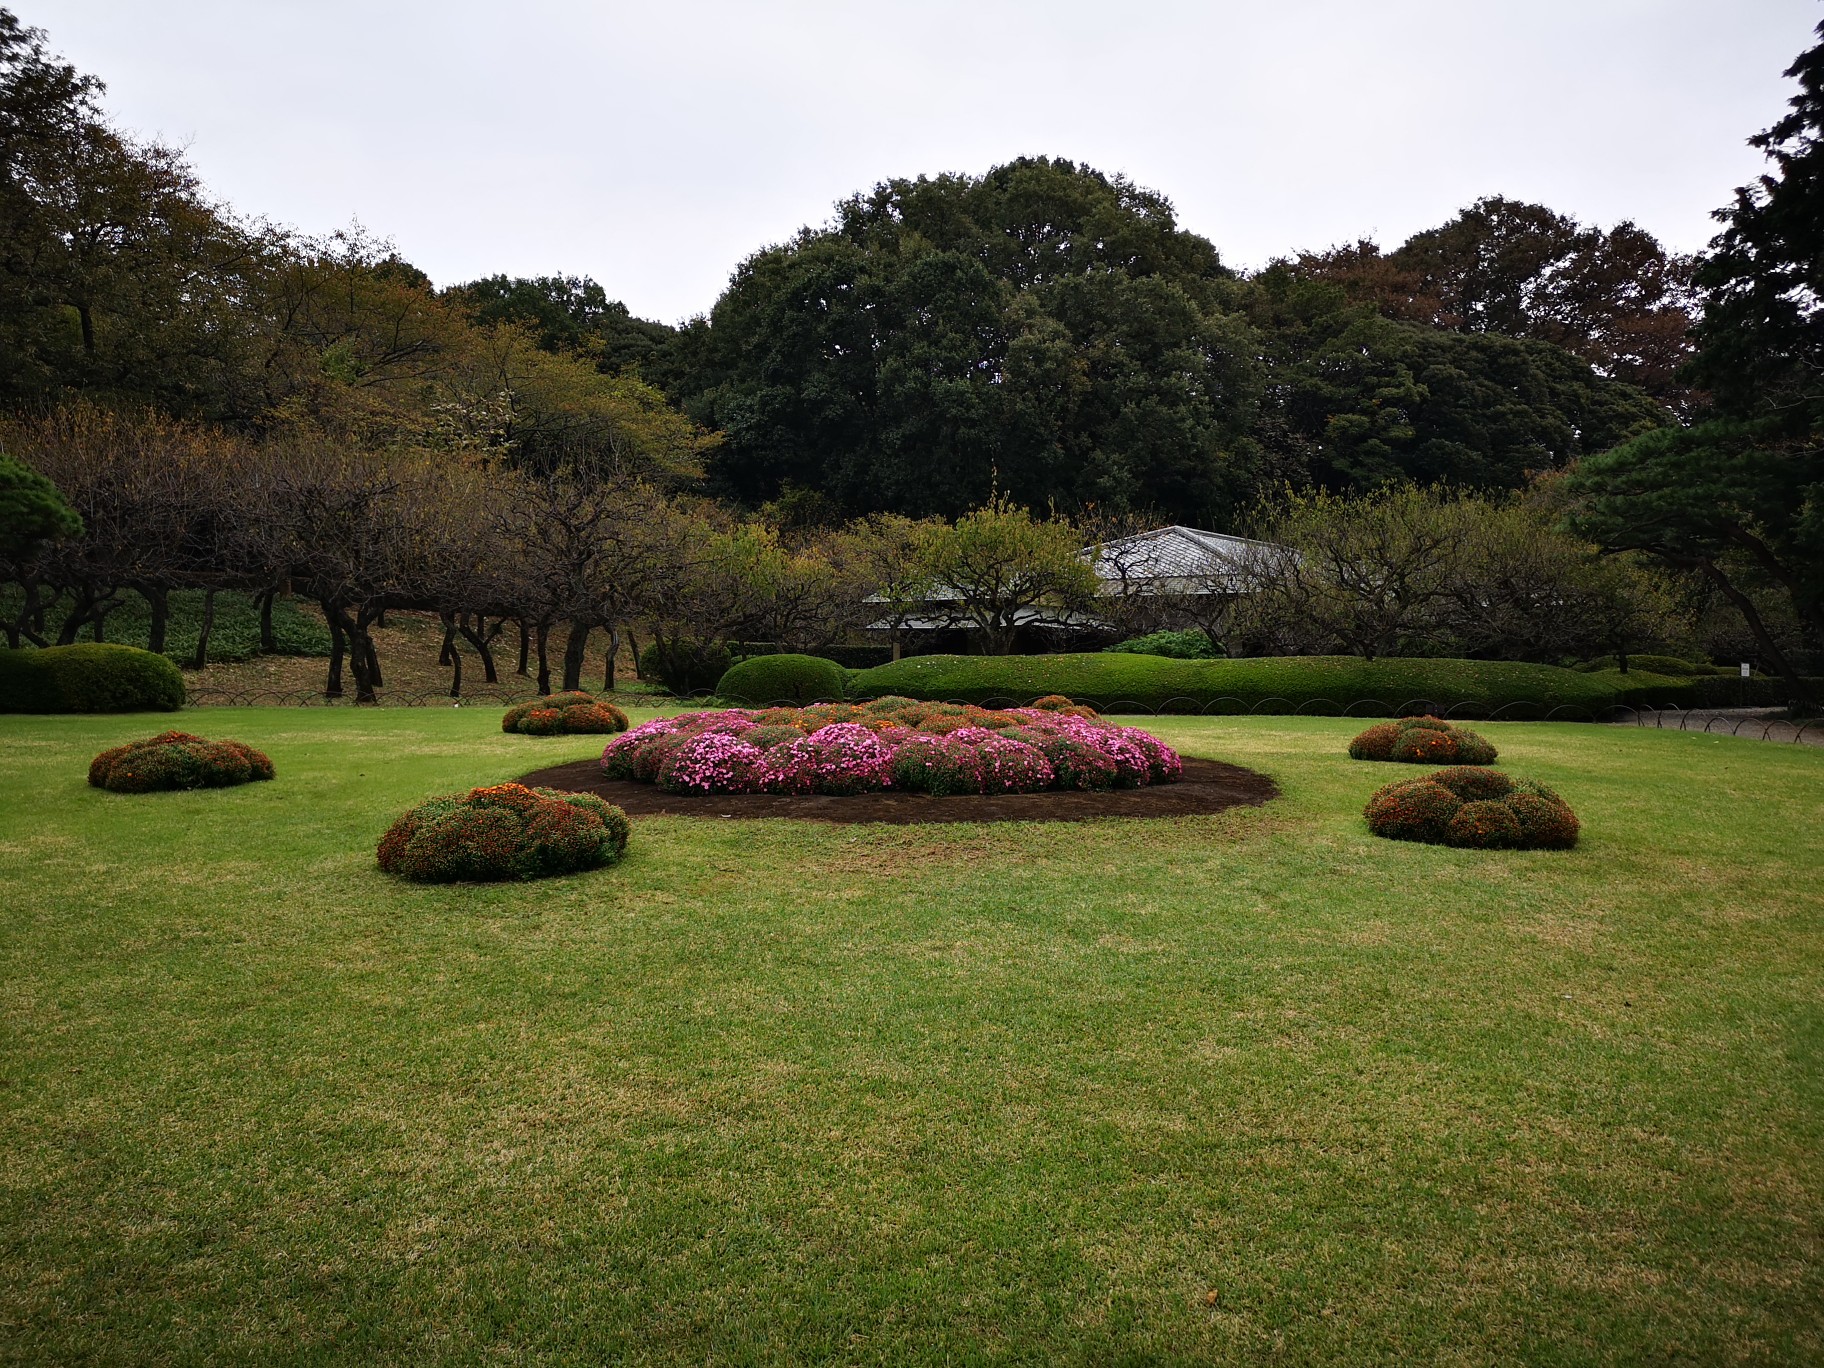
[601,696,1184,798]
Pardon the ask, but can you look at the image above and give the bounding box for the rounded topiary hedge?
[377,782,630,883]
[501,691,629,735]
[1364,767,1579,850]
[0,644,184,713]
[1348,715,1497,765]
[88,730,274,793]
[715,653,848,704]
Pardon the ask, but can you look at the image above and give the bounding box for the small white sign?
[1741,662,1752,678]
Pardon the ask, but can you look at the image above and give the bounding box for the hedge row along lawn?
[2,709,1821,1363]
[846,651,1807,712]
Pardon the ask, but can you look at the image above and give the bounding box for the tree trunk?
[54,590,91,645]
[561,620,590,692]
[442,613,463,699]
[146,587,170,656]
[602,625,620,692]
[457,614,499,683]
[190,588,217,670]
[627,628,643,679]
[1699,561,1816,709]
[257,586,278,653]
[362,625,384,691]
[535,622,552,696]
[324,603,346,698]
[516,619,531,676]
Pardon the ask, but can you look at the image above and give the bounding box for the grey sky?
[29,1,1821,323]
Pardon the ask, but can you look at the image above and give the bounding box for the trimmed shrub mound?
[848,652,1630,714]
[1348,715,1498,765]
[716,653,848,704]
[377,783,630,882]
[600,696,1183,798]
[0,644,184,713]
[501,692,629,736]
[1365,768,1579,850]
[88,730,274,793]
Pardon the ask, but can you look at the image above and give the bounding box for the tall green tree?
[1568,23,1824,704]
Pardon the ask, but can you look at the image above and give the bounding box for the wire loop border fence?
[181,687,1824,744]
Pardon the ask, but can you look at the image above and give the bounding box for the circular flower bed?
[600,696,1183,798]
[1364,767,1579,849]
[501,691,629,736]
[377,783,630,882]
[1348,715,1497,765]
[88,730,275,793]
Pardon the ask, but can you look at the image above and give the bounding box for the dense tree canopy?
[666,159,1670,526]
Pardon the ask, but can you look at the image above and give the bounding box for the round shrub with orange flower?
[88,730,275,794]
[1364,766,1579,850]
[501,691,629,736]
[1348,715,1497,766]
[599,696,1183,798]
[377,783,630,883]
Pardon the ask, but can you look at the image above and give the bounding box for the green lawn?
[2,710,1821,1365]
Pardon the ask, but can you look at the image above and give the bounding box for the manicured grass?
[2,709,1822,1363]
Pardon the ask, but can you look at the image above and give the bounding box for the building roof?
[1080,524,1282,594]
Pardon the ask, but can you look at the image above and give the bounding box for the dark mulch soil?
[516,756,1279,825]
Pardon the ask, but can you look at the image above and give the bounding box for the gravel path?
[1612,707,1824,746]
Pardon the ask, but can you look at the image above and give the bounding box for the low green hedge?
[846,653,1711,714]
[716,653,849,704]
[0,644,185,713]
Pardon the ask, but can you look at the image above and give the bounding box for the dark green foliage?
[675,158,1668,526]
[0,453,81,561]
[1246,268,1668,492]
[1104,629,1220,659]
[0,644,183,712]
[107,590,331,663]
[87,730,273,792]
[443,274,675,378]
[1576,654,1726,676]
[716,653,848,704]
[376,783,629,883]
[730,642,893,670]
[638,641,732,695]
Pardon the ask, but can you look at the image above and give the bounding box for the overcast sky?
[27,1,1821,323]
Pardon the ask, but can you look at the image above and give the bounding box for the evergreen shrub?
[0,644,184,713]
[716,653,848,704]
